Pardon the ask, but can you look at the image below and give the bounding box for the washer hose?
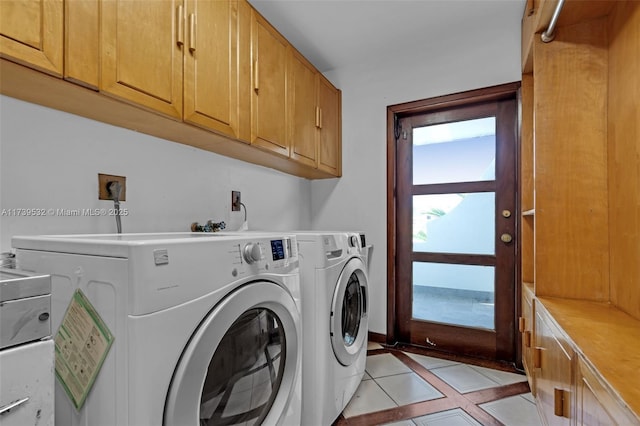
[107,181,122,234]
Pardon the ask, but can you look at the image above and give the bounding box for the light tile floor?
[339,343,543,425]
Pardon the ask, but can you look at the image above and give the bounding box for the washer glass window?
[200,308,286,426]
[342,272,363,346]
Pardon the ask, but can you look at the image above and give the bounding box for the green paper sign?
[54,289,114,410]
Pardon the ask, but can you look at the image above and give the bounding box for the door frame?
[386,82,522,356]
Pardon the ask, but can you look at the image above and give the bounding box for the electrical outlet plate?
[231,191,241,211]
[98,174,126,201]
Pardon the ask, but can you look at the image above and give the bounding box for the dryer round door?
[330,257,368,366]
[164,281,300,426]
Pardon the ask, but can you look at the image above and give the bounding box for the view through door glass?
[395,93,517,361]
[412,117,496,329]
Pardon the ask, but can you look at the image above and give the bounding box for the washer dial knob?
[243,243,263,264]
[348,235,359,248]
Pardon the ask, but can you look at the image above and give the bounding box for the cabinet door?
[317,75,341,176]
[289,49,318,168]
[520,286,535,394]
[576,357,639,426]
[250,11,288,157]
[101,0,183,119]
[65,0,99,88]
[184,0,249,140]
[535,310,573,426]
[0,0,63,76]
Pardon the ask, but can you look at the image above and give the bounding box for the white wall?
[0,96,311,252]
[313,15,523,335]
[1,3,523,337]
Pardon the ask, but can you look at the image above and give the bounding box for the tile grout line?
[392,350,504,426]
[336,347,532,426]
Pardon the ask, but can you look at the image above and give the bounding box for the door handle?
[176,5,184,47]
[188,13,196,52]
[500,233,513,243]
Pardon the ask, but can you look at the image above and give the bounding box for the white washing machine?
[12,232,303,426]
[295,232,369,426]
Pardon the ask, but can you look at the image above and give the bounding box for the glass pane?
[413,117,495,185]
[200,308,285,425]
[413,192,495,254]
[412,262,495,329]
[342,272,363,346]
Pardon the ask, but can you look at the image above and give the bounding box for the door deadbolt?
[501,233,513,243]
[502,210,512,218]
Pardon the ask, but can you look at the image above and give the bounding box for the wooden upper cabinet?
[317,74,341,176]
[65,0,100,89]
[289,49,319,168]
[250,10,288,157]
[287,47,343,174]
[0,0,63,76]
[101,0,183,119]
[184,0,250,141]
[0,0,341,178]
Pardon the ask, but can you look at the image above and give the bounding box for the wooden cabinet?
[183,0,250,141]
[0,0,342,179]
[533,301,640,426]
[576,357,638,426]
[520,283,535,395]
[250,7,342,170]
[317,74,341,176]
[288,50,342,176]
[101,0,183,119]
[532,16,609,300]
[65,0,99,88]
[289,49,318,168]
[519,2,640,424]
[0,0,63,76]
[102,0,251,136]
[250,10,289,157]
[534,307,573,425]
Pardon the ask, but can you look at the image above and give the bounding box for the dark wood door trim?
[386,81,521,351]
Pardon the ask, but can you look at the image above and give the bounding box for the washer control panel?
[243,242,264,264]
[233,237,296,275]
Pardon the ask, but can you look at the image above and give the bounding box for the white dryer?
[13,232,303,426]
[295,232,369,426]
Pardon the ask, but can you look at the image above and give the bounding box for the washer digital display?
[271,239,285,261]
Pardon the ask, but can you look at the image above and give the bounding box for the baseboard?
[368,331,386,344]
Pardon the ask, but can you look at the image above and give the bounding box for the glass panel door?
[394,94,517,361]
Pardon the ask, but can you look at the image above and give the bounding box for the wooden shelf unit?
[518,1,640,424]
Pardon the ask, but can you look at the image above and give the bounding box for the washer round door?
[330,257,368,366]
[164,281,300,426]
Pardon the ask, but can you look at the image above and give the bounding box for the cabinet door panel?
[521,287,535,395]
[251,12,288,156]
[184,0,247,140]
[318,75,341,175]
[0,0,63,75]
[535,311,572,426]
[65,0,99,88]
[289,49,318,167]
[577,357,639,426]
[101,0,183,118]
